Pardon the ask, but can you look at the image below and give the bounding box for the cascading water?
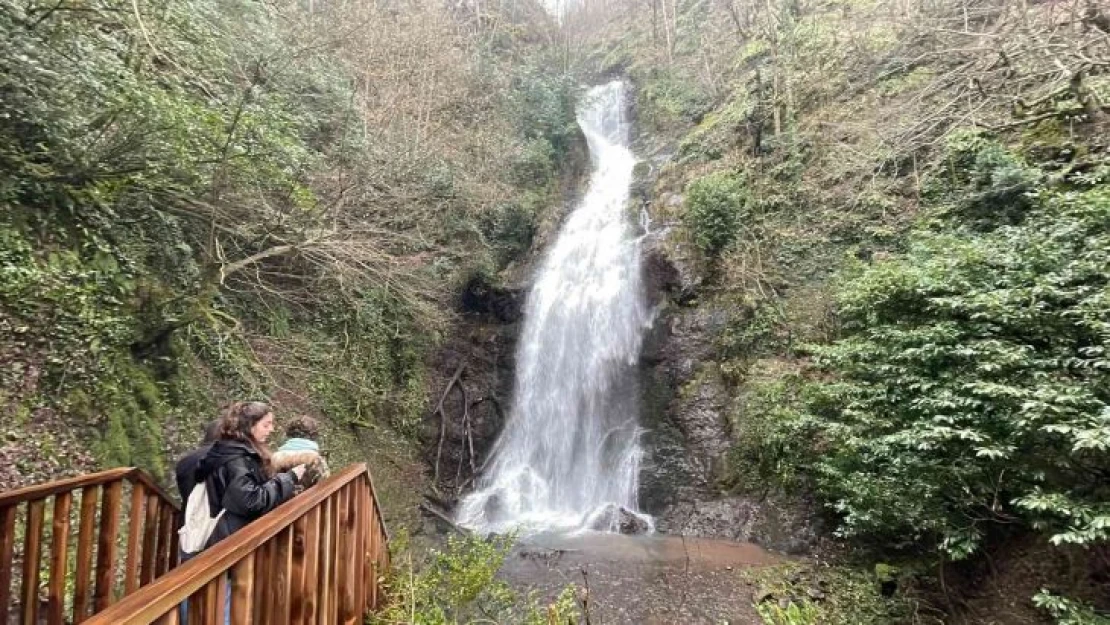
[456,81,653,535]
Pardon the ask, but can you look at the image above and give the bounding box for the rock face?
[631,107,818,555]
[422,279,522,499]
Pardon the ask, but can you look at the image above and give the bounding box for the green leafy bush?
[684,171,750,255]
[927,130,1041,228]
[806,184,1110,558]
[1034,590,1110,625]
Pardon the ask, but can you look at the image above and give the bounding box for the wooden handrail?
[85,463,391,624]
[1,467,182,624]
[0,468,134,507]
[0,467,180,511]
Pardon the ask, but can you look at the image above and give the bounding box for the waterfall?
[456,81,652,535]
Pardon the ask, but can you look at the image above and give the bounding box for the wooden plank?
[46,492,73,625]
[186,586,204,625]
[168,510,181,572]
[0,504,17,620]
[84,465,370,624]
[124,482,146,594]
[340,486,359,625]
[272,527,293,625]
[214,573,229,624]
[332,489,346,625]
[230,554,255,625]
[199,581,218,621]
[0,468,132,508]
[73,486,99,623]
[20,499,45,625]
[140,494,160,584]
[252,539,272,624]
[366,495,378,611]
[315,497,334,624]
[94,480,123,611]
[289,512,309,625]
[155,503,173,578]
[350,483,366,624]
[302,506,321,625]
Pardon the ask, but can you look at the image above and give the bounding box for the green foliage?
[305,289,432,434]
[508,68,579,161]
[638,70,714,129]
[803,165,1110,557]
[1034,590,1110,625]
[684,171,749,255]
[677,92,754,162]
[746,563,920,625]
[757,600,821,625]
[374,533,581,625]
[927,130,1041,228]
[724,373,812,490]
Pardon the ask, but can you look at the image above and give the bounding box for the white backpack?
[178,482,225,554]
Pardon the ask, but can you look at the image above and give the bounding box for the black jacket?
[197,440,296,548]
[173,443,214,501]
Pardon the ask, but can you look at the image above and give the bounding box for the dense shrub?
[684,171,749,255]
[807,179,1110,558]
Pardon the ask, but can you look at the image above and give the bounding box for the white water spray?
[456,81,652,535]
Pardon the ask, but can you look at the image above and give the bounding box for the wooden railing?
[0,467,182,625]
[84,463,390,625]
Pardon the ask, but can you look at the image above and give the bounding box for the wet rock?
[587,504,652,535]
[619,510,651,535]
[655,496,820,555]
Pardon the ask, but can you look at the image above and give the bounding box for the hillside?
[0,0,578,527]
[567,0,1110,622]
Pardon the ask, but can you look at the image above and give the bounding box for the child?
[272,415,330,490]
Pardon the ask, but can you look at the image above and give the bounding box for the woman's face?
[251,412,275,443]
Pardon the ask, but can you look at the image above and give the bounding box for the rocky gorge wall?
[630,96,821,555]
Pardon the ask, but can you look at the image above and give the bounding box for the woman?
[198,401,305,548]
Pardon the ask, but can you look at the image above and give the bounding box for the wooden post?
[124,483,146,594]
[301,506,320,625]
[46,492,73,625]
[186,587,205,625]
[21,499,45,625]
[0,504,17,620]
[290,513,309,624]
[168,510,181,571]
[73,486,100,623]
[94,480,123,611]
[350,483,366,623]
[272,527,293,625]
[140,494,159,584]
[366,497,378,611]
[155,503,173,578]
[330,491,343,624]
[252,539,273,623]
[337,486,355,624]
[315,497,333,624]
[230,553,256,625]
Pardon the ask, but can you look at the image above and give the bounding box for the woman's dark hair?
[219,401,274,473]
[285,415,320,440]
